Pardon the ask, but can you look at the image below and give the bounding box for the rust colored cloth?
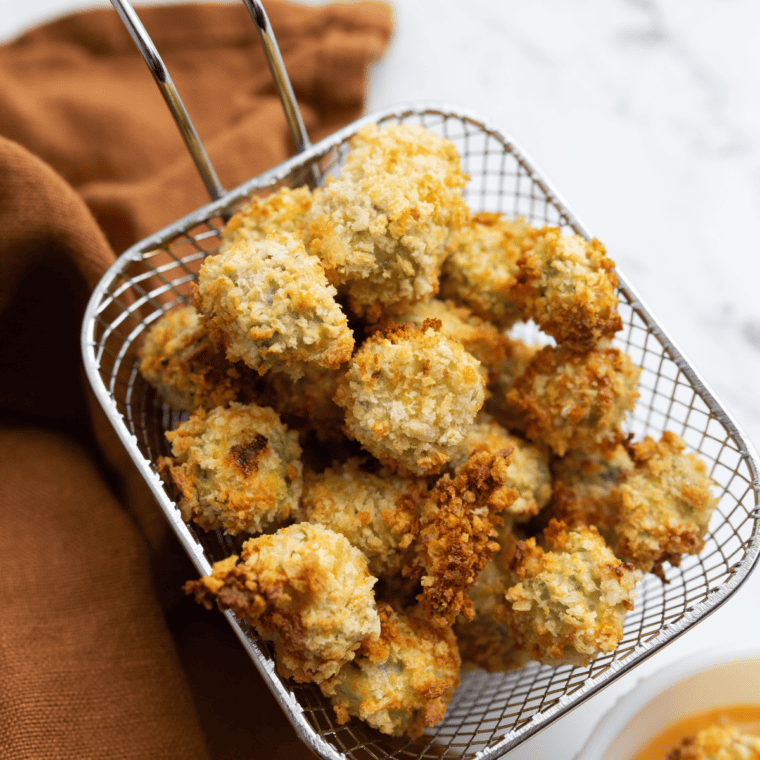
[0,3,392,758]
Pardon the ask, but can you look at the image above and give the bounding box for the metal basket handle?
[110,0,313,201]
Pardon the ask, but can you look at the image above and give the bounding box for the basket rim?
[80,101,760,760]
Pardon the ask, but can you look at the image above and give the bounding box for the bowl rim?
[576,643,760,760]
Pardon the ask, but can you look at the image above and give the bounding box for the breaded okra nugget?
[511,227,622,348]
[506,342,640,456]
[407,450,519,627]
[298,458,428,579]
[667,724,760,760]
[505,520,641,667]
[381,297,515,385]
[449,415,551,521]
[195,235,354,377]
[221,185,312,248]
[334,321,485,475]
[185,523,380,684]
[158,402,302,535]
[306,123,468,321]
[440,212,540,329]
[138,304,260,411]
[319,602,461,738]
[615,431,718,577]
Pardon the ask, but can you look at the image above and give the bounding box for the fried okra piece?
[505,520,641,667]
[185,523,380,683]
[381,298,515,385]
[453,524,528,673]
[667,725,760,760]
[615,432,718,577]
[511,227,622,348]
[158,402,302,535]
[298,458,428,579]
[221,185,312,248]
[195,235,354,377]
[305,123,468,321]
[449,416,551,521]
[506,342,640,456]
[550,441,634,546]
[406,450,519,627]
[334,321,485,475]
[440,212,541,329]
[138,304,260,411]
[320,602,461,738]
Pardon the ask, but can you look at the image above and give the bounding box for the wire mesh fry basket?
[82,3,760,759]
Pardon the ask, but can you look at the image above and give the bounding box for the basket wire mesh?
[82,103,760,759]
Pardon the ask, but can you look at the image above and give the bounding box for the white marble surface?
[3,1,760,758]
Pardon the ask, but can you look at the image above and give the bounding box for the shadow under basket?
[81,103,760,760]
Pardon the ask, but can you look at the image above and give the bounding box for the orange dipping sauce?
[630,705,760,760]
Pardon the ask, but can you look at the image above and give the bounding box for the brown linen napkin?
[0,3,391,758]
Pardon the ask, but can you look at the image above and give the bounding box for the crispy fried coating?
[334,321,485,475]
[381,297,514,384]
[506,342,640,456]
[305,123,468,321]
[138,304,260,411]
[407,450,519,627]
[185,524,380,683]
[298,458,428,579]
[195,235,354,377]
[667,725,760,760]
[158,402,302,535]
[615,431,718,576]
[221,186,312,247]
[511,227,622,348]
[440,212,540,328]
[449,416,551,521]
[551,440,634,545]
[320,602,461,738]
[505,520,641,666]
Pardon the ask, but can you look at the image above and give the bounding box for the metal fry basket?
[82,3,760,759]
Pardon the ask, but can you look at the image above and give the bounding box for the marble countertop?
[3,1,760,757]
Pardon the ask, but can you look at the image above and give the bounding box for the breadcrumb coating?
[667,725,760,760]
[449,416,551,521]
[298,458,428,579]
[138,304,260,411]
[440,212,540,328]
[505,520,641,666]
[512,227,622,348]
[221,186,312,247]
[381,298,514,384]
[407,450,519,627]
[158,402,302,535]
[305,123,468,321]
[185,523,380,683]
[506,342,640,456]
[551,440,634,546]
[615,432,718,576]
[320,602,460,738]
[334,321,485,475]
[195,235,354,377]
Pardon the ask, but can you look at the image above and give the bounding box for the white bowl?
[576,645,760,760]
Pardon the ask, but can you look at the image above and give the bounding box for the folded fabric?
[0,3,392,758]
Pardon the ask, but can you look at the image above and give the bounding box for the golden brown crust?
[406,450,519,627]
[615,432,718,576]
[185,524,380,684]
[440,212,540,328]
[667,724,760,759]
[334,321,485,475]
[507,342,640,456]
[511,227,622,348]
[158,402,302,535]
[504,520,641,666]
[319,602,461,738]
